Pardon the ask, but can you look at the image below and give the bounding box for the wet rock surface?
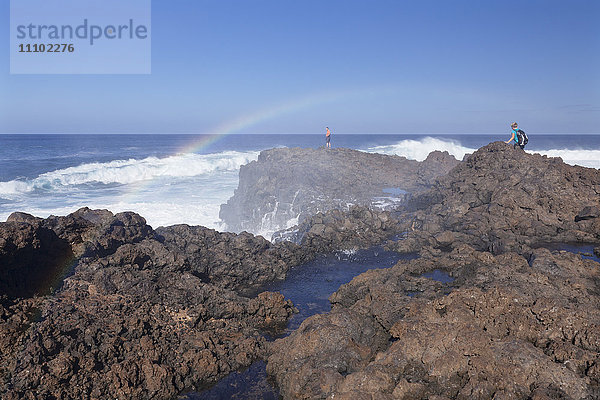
[220,147,458,236]
[0,199,405,399]
[274,205,402,252]
[267,245,600,399]
[155,224,309,293]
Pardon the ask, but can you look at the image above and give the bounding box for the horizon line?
[2,132,600,135]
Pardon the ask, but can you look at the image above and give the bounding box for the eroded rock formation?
[267,245,600,399]
[0,209,299,399]
[220,147,458,236]
[265,142,600,399]
[402,142,600,254]
[2,142,600,399]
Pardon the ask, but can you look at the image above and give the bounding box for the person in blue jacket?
[505,122,523,150]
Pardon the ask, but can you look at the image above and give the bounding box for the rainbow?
[119,86,393,203]
[178,85,392,154]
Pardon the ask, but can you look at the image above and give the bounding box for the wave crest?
[0,150,259,197]
[533,149,600,169]
[366,137,475,161]
[366,136,600,169]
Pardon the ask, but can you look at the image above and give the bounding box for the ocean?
[1,134,599,238]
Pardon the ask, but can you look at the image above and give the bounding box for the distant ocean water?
[1,134,599,237]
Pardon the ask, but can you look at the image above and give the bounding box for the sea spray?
[365,137,475,161]
[0,150,260,230]
[0,151,259,196]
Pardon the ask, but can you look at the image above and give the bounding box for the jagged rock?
[220,147,458,236]
[267,245,600,399]
[266,308,390,399]
[265,143,600,399]
[272,205,406,263]
[575,205,600,222]
[0,208,302,399]
[405,142,600,253]
[2,140,600,399]
[156,224,310,292]
[0,219,73,299]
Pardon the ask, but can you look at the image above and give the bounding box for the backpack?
[516,129,528,146]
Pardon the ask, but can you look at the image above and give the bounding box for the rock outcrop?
[274,205,402,253]
[0,209,301,399]
[0,218,73,299]
[402,142,600,254]
[2,142,600,399]
[266,142,600,399]
[267,245,600,399]
[220,147,458,237]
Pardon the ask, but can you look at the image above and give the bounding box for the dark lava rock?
[0,219,73,299]
[0,208,301,400]
[265,143,600,399]
[3,141,600,399]
[403,141,600,254]
[275,206,403,255]
[220,147,458,237]
[0,200,405,399]
[267,245,600,399]
[156,224,309,293]
[575,205,600,222]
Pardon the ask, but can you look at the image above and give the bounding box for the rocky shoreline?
[219,147,458,237]
[1,209,300,399]
[0,206,396,398]
[1,142,600,399]
[264,142,600,399]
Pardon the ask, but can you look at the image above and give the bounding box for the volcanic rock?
[3,141,600,399]
[156,224,309,293]
[266,142,600,399]
[575,205,600,222]
[274,205,402,255]
[0,208,301,399]
[403,142,600,254]
[0,218,73,299]
[267,245,600,399]
[220,147,458,237]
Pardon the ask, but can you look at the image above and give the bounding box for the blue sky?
[1,0,599,134]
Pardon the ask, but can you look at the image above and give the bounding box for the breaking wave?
[0,150,259,196]
[365,137,475,161]
[366,136,600,169]
[532,149,600,169]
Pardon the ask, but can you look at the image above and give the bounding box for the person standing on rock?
[506,122,524,150]
[325,127,331,149]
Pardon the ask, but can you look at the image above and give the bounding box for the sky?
[0,0,599,134]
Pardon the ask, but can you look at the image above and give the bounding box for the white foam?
[529,149,600,169]
[365,137,474,161]
[0,150,259,197]
[0,150,260,232]
[365,137,600,169]
[0,180,32,196]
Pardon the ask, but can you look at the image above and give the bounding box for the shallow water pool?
[185,246,417,399]
[538,243,600,263]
